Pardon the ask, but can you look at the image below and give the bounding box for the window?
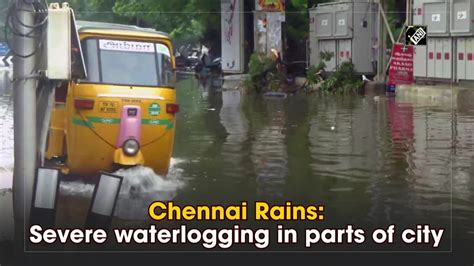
[81,38,175,88]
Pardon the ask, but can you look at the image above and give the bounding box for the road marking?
[0,55,13,67]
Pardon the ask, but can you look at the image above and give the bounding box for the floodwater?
[0,78,473,252]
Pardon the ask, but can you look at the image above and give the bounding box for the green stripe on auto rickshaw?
[73,116,173,129]
[141,119,174,129]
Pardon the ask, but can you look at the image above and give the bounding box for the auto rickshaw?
[46,21,178,176]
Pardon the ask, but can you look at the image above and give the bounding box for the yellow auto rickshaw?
[46,21,178,176]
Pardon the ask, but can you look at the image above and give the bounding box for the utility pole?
[12,0,38,228]
[406,0,413,26]
[376,0,388,81]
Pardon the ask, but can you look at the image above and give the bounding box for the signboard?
[0,43,9,56]
[256,0,285,12]
[99,40,155,53]
[221,0,245,74]
[405,25,427,46]
[0,43,12,68]
[388,43,414,85]
[457,11,467,20]
[431,14,441,22]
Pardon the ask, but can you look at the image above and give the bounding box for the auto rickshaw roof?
[76,20,171,39]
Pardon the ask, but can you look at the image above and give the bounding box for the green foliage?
[111,0,219,43]
[246,53,282,93]
[285,0,308,42]
[306,66,321,85]
[306,51,333,85]
[319,61,364,93]
[320,50,334,62]
[68,0,220,45]
[385,0,405,44]
[0,0,13,43]
[306,50,363,94]
[248,53,275,78]
[69,0,127,23]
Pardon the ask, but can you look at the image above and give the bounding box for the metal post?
[376,1,384,80]
[407,0,413,26]
[12,0,38,227]
[376,0,388,81]
[379,5,395,44]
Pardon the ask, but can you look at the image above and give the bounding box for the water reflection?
[250,98,288,199]
[219,90,250,182]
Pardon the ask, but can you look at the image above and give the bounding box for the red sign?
[388,43,414,85]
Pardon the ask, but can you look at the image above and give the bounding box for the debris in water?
[362,74,372,83]
[263,92,288,99]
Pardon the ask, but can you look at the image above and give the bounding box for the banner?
[256,0,285,12]
[221,0,245,73]
[388,43,414,85]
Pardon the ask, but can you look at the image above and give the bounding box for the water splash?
[113,163,185,220]
[59,181,95,198]
[59,158,186,220]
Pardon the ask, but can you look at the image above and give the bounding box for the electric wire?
[3,0,48,59]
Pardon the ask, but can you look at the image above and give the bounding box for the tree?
[285,0,309,63]
[68,0,221,49]
[0,0,12,43]
[112,0,220,45]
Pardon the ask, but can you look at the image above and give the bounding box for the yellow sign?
[98,101,119,113]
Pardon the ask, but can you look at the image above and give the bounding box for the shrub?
[306,51,333,85]
[319,60,364,93]
[246,53,281,93]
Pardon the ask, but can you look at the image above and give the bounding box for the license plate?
[99,101,119,113]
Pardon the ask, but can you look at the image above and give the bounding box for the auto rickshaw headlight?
[123,139,140,156]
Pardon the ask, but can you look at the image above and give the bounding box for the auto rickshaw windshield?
[80,38,175,88]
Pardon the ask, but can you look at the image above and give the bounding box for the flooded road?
[171,79,472,250]
[0,78,473,251]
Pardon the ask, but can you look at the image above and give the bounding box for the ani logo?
[405,25,427,46]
